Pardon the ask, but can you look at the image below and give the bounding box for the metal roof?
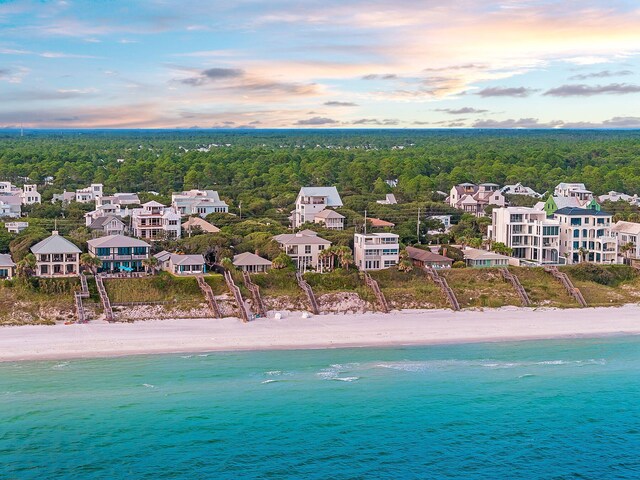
[31,232,81,255]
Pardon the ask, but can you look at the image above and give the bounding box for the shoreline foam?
[2,305,639,362]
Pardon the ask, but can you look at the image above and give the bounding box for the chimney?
[52,230,59,235]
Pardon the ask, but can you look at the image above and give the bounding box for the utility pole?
[416,207,421,243]
[364,209,367,234]
[239,201,242,220]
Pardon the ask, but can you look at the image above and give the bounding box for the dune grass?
[440,268,521,309]
[369,268,448,309]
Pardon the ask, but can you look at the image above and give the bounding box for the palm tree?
[577,247,589,263]
[16,253,37,278]
[620,242,635,260]
[335,246,353,270]
[80,253,102,274]
[142,256,159,275]
[317,248,334,273]
[220,257,234,271]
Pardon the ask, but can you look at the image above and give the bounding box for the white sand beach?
[1,305,640,362]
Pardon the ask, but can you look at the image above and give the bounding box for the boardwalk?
[224,271,251,322]
[296,272,320,315]
[425,268,460,311]
[95,274,114,322]
[363,272,389,313]
[242,271,267,317]
[544,266,587,307]
[501,268,531,307]
[196,275,221,318]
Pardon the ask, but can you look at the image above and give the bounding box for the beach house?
[462,247,512,268]
[154,251,206,275]
[171,190,228,217]
[88,215,127,236]
[598,191,640,207]
[353,232,400,271]
[376,194,398,205]
[500,183,542,198]
[447,183,505,217]
[87,235,151,273]
[274,230,332,271]
[232,252,272,273]
[313,209,345,230]
[553,207,617,264]
[95,193,140,208]
[543,182,600,216]
[21,184,41,205]
[292,186,343,229]
[30,231,81,277]
[406,246,453,269]
[182,216,220,235]
[131,201,182,240]
[75,183,104,203]
[610,221,640,262]
[490,207,561,265]
[0,195,21,218]
[5,221,28,234]
[0,253,15,280]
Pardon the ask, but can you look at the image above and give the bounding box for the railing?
[224,271,251,322]
[95,274,114,322]
[500,268,531,307]
[242,271,267,317]
[296,272,320,315]
[73,273,91,323]
[363,272,389,313]
[196,275,221,318]
[425,267,460,311]
[544,266,587,307]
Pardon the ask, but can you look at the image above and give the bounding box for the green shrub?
[567,264,636,287]
[452,261,466,268]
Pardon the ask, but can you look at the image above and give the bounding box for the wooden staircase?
[196,275,221,318]
[224,271,251,322]
[73,273,91,323]
[95,274,114,322]
[544,266,587,307]
[295,272,320,315]
[242,271,267,317]
[425,267,460,311]
[500,268,531,307]
[363,272,389,313]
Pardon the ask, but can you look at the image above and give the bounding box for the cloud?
[472,118,562,128]
[476,87,536,97]
[295,116,338,125]
[568,70,633,80]
[181,67,245,86]
[544,83,640,97]
[362,73,397,80]
[352,118,399,126]
[324,101,359,107]
[435,107,488,114]
[412,121,430,125]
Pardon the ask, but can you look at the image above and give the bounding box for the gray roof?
[87,234,150,249]
[233,252,272,267]
[298,187,343,207]
[406,246,453,264]
[31,232,81,255]
[274,232,332,246]
[0,253,15,267]
[154,250,172,262]
[89,215,125,230]
[170,253,205,266]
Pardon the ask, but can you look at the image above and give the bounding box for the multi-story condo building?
[87,235,151,273]
[611,221,640,261]
[30,231,81,277]
[554,207,617,264]
[0,195,21,218]
[353,232,400,271]
[131,201,182,240]
[273,230,332,271]
[0,182,40,206]
[447,183,505,217]
[490,207,561,265]
[171,190,228,217]
[292,187,343,228]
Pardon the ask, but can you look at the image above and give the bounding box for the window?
[318,245,325,251]
[573,230,579,238]
[118,247,132,256]
[41,265,48,274]
[133,247,147,255]
[573,241,579,249]
[305,245,312,254]
[570,218,582,226]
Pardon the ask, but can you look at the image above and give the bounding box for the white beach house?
[292,187,343,229]
[30,231,81,277]
[353,232,400,271]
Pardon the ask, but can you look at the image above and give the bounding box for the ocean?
[1,337,639,479]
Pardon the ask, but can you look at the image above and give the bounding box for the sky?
[1,0,640,129]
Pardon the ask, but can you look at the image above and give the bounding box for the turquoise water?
[1,337,640,479]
